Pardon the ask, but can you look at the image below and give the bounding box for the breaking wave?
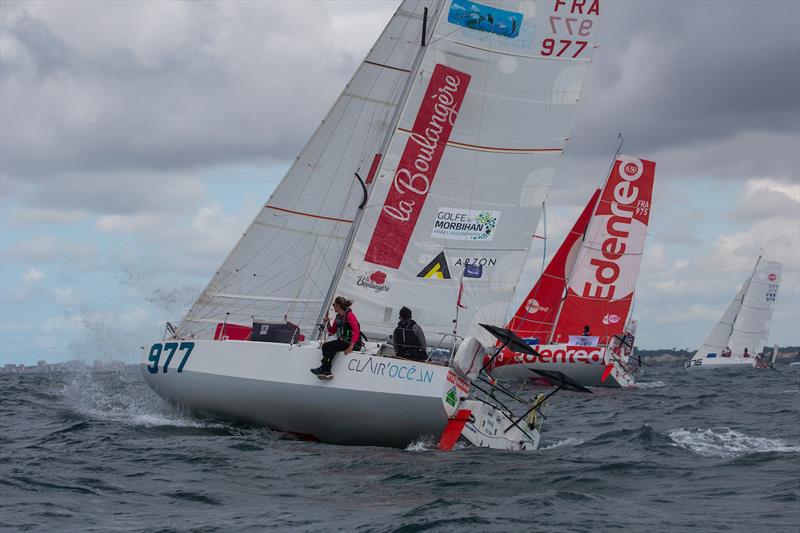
[634,380,666,389]
[541,436,584,450]
[668,427,800,457]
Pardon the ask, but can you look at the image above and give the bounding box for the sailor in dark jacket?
[392,306,427,361]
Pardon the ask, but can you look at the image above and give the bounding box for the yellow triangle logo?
[417,251,451,280]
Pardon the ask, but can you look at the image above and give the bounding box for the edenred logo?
[525,298,549,314]
[602,313,621,325]
[364,64,471,269]
[768,273,777,281]
[582,157,645,301]
[494,345,604,367]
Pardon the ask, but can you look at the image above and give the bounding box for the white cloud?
[23,267,44,283]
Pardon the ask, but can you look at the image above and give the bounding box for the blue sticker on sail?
[464,263,483,278]
[448,0,523,39]
[706,353,717,358]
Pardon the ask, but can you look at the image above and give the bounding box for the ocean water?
[1,365,798,532]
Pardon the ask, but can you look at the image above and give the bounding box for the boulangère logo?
[356,270,390,293]
[364,65,471,269]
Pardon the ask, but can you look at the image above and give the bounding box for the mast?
[315,2,444,336]
[547,134,624,344]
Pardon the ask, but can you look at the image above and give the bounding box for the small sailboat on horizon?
[686,254,782,371]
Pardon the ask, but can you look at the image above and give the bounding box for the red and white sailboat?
[491,155,656,387]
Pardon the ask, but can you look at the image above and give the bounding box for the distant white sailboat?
[142,0,603,448]
[686,255,782,370]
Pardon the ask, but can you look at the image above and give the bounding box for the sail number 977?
[541,39,588,58]
[147,342,194,374]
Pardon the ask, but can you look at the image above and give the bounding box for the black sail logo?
[417,252,451,279]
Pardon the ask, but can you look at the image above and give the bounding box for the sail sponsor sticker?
[448,0,523,39]
[602,313,620,325]
[494,345,604,367]
[525,299,549,314]
[431,208,499,241]
[364,64,471,269]
[417,251,497,280]
[355,270,390,293]
[768,273,777,281]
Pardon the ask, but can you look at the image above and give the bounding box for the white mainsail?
[690,256,782,366]
[332,0,604,346]
[178,1,436,338]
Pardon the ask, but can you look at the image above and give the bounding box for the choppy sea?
[1,364,798,532]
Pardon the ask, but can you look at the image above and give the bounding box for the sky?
[1,0,798,365]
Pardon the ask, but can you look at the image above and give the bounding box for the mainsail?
[694,256,783,359]
[178,1,436,338]
[332,0,604,345]
[549,156,656,343]
[506,188,600,343]
[179,0,604,343]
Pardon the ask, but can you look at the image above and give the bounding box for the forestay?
[333,0,604,345]
[177,1,435,339]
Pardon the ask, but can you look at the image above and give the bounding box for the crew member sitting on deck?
[311,296,363,380]
[722,347,732,357]
[392,306,427,362]
[743,347,750,358]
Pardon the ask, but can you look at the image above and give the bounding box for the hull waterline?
[141,340,453,448]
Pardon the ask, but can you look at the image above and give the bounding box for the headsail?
[332,0,604,345]
[728,258,782,356]
[550,156,656,343]
[506,188,600,344]
[177,1,435,338]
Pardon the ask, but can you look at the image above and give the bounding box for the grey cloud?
[731,188,800,222]
[0,1,394,180]
[565,0,800,172]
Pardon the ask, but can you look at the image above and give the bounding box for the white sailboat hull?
[141,340,455,448]
[490,345,635,388]
[685,357,758,370]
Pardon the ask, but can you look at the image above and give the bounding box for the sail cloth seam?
[252,220,347,240]
[207,293,325,303]
[440,37,594,61]
[264,205,354,224]
[363,60,412,73]
[395,128,562,153]
[342,92,398,107]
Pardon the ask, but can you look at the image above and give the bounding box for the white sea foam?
[634,381,666,389]
[59,372,225,429]
[541,437,584,450]
[668,427,800,457]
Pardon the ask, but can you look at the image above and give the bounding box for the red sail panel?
[365,64,471,269]
[506,188,601,343]
[551,157,656,344]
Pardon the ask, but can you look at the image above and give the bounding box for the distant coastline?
[3,346,799,373]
